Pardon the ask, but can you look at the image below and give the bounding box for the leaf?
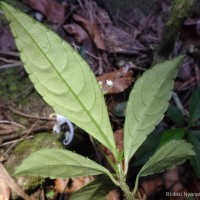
[24,0,65,23]
[188,131,200,178]
[15,149,117,185]
[70,176,115,200]
[133,140,195,194]
[167,103,184,127]
[124,56,184,172]
[159,128,185,145]
[189,87,200,124]
[96,67,133,95]
[1,2,117,158]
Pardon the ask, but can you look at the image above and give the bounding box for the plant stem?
[117,163,135,200]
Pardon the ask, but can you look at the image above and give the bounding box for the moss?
[14,133,62,155]
[167,0,194,27]
[5,133,63,194]
[154,0,194,63]
[0,68,32,101]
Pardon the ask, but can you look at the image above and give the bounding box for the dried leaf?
[63,23,89,44]
[105,189,120,200]
[24,0,65,23]
[103,25,146,54]
[55,177,93,194]
[97,67,133,94]
[73,14,106,50]
[140,175,162,197]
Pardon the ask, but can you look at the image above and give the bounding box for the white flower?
[53,114,74,145]
[106,80,113,87]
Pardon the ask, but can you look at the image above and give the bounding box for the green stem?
[132,173,140,196]
[117,163,135,200]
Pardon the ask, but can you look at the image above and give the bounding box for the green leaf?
[70,176,115,200]
[15,149,118,185]
[1,2,117,158]
[133,140,195,194]
[159,128,185,145]
[188,131,200,178]
[189,88,200,124]
[124,56,184,172]
[167,103,184,127]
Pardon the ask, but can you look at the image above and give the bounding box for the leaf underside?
[133,140,195,194]
[15,149,113,179]
[124,56,183,171]
[139,140,195,177]
[1,2,117,157]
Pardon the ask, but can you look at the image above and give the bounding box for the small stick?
[0,62,22,69]
[0,120,26,129]
[0,50,20,57]
[0,57,19,63]
[0,163,36,200]
[8,106,55,121]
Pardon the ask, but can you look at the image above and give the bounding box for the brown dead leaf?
[105,189,120,200]
[24,0,65,23]
[97,67,133,94]
[103,25,146,54]
[140,175,163,197]
[63,23,89,44]
[164,167,185,193]
[73,14,106,50]
[55,176,93,194]
[0,178,10,200]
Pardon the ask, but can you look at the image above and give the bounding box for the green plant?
[159,87,200,179]
[1,2,195,200]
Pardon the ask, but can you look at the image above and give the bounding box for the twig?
[0,136,33,147]
[0,124,54,144]
[54,6,77,32]
[0,120,26,129]
[13,85,34,100]
[0,57,19,63]
[8,106,55,121]
[0,62,22,69]
[72,43,100,60]
[0,163,36,200]
[118,17,133,28]
[0,141,18,161]
[0,50,20,57]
